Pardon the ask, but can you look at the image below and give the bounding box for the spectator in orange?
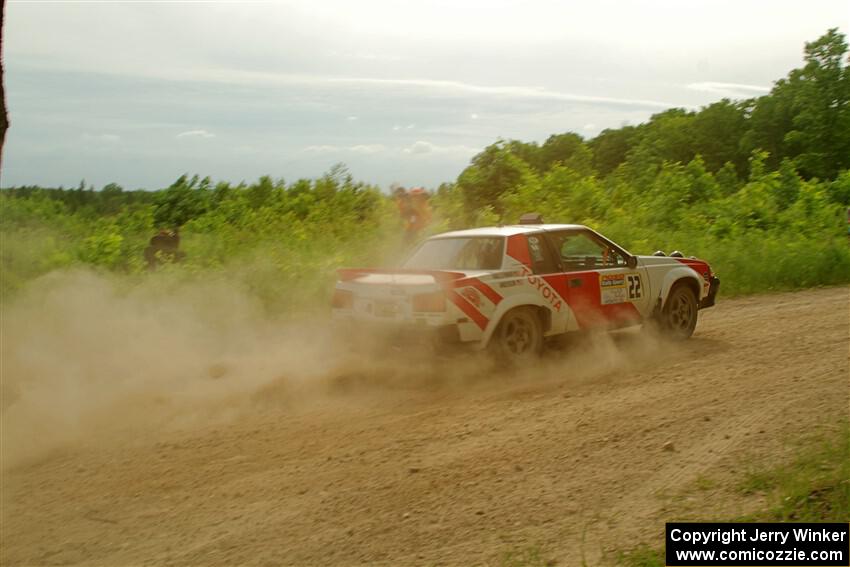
[408,187,431,236]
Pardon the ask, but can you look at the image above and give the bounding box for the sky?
[2,0,848,191]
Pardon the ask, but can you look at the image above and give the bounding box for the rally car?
[331,216,719,360]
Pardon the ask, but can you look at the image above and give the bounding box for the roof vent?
[519,213,544,225]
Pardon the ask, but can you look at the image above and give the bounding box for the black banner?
[666,523,849,566]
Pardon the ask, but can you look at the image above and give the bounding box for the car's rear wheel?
[491,307,544,363]
[662,284,698,339]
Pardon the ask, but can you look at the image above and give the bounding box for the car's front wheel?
[661,284,698,339]
[490,307,544,363]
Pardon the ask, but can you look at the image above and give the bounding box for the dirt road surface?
[2,286,848,566]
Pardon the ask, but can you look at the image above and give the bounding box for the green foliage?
[456,141,536,219]
[152,174,212,228]
[0,170,396,312]
[78,229,124,268]
[589,126,638,176]
[743,28,850,178]
[784,29,850,179]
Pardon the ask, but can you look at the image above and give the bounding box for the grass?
[617,421,850,567]
[738,422,850,522]
[615,546,665,567]
[501,545,552,567]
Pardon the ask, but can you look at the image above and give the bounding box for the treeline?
[1,166,391,310]
[450,28,849,219]
[1,30,849,309]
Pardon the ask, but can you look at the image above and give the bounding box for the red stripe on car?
[453,278,503,305]
[673,257,711,279]
[505,234,531,267]
[448,290,489,330]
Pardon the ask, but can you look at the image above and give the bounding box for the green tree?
[784,28,850,179]
[628,108,696,167]
[152,174,210,228]
[589,126,638,176]
[742,29,850,180]
[457,142,536,218]
[538,133,586,172]
[690,99,749,174]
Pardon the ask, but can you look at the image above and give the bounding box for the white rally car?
[332,217,719,360]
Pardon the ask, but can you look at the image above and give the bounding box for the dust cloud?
[1,270,347,469]
[1,269,672,470]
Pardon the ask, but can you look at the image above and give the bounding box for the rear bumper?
[700,276,720,309]
[332,314,463,345]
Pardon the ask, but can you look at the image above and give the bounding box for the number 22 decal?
[627,274,642,300]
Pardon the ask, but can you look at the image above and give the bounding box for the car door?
[542,229,651,329]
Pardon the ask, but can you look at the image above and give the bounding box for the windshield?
[403,237,504,271]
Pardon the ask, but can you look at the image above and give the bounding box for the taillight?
[412,291,446,312]
[332,289,353,309]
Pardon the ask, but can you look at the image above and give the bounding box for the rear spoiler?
[337,268,466,283]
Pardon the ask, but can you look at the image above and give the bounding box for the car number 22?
[627,274,642,300]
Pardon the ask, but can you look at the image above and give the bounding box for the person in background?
[393,186,431,243]
[393,185,412,227]
[144,227,183,270]
[408,187,431,238]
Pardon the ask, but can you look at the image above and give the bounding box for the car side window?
[527,234,560,274]
[546,231,626,272]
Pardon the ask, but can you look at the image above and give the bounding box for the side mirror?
[626,255,638,269]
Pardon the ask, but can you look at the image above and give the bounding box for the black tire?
[490,307,544,363]
[661,284,698,340]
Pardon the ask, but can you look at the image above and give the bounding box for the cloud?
[686,82,770,98]
[328,50,403,62]
[350,144,386,154]
[39,55,677,113]
[81,133,121,143]
[176,129,215,139]
[301,144,386,155]
[405,141,433,155]
[302,145,339,154]
[299,141,475,157]
[402,140,479,156]
[186,71,682,111]
[346,116,359,121]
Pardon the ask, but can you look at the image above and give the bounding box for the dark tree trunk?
[0,0,7,175]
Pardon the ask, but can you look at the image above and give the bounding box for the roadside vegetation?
[616,421,850,567]
[2,30,849,311]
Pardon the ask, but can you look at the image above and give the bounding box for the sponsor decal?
[452,278,503,305]
[601,273,625,288]
[520,266,563,312]
[600,273,642,304]
[600,273,627,305]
